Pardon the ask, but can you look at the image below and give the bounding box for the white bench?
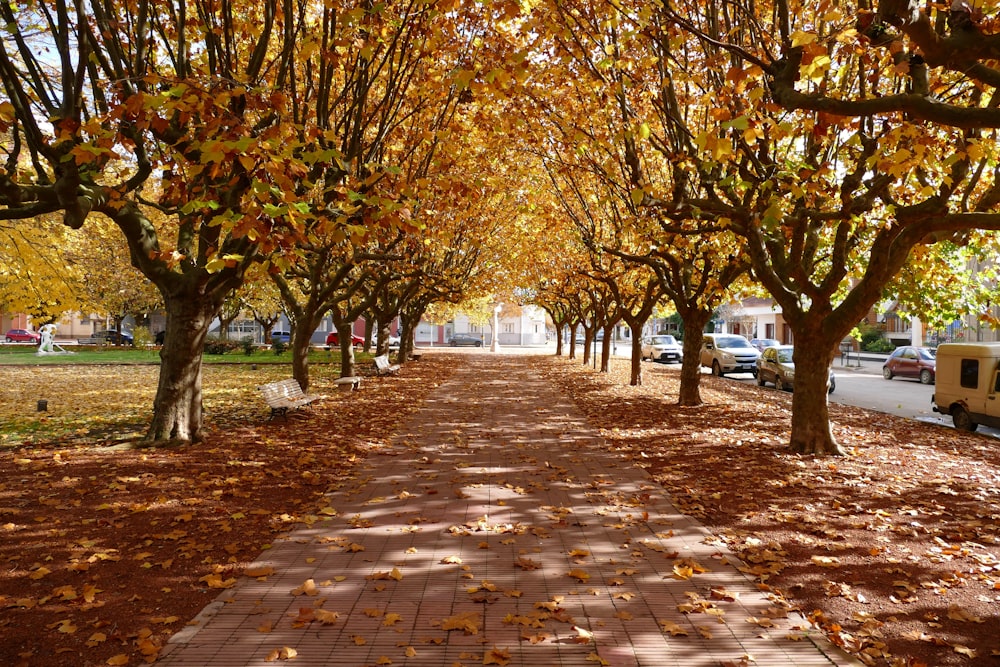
[374,354,400,376]
[257,379,324,420]
[333,376,362,392]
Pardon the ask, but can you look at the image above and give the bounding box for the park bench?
[257,378,324,420]
[333,376,362,392]
[374,354,400,376]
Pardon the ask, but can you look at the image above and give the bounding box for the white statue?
[38,324,56,353]
[36,323,70,355]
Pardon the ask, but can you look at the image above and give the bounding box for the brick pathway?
[158,355,859,667]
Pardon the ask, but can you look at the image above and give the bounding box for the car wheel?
[756,373,766,387]
[952,406,978,432]
[712,360,723,377]
[779,376,791,391]
[882,366,893,380]
[920,369,933,385]
[4,337,11,343]
[828,377,836,394]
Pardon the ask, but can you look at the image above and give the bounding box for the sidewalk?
[157,355,859,667]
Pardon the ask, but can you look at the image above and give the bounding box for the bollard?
[251,364,257,370]
[37,400,48,412]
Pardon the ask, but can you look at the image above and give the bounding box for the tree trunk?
[676,306,713,407]
[630,335,643,386]
[789,335,844,455]
[599,327,613,372]
[148,297,220,443]
[291,326,312,391]
[338,322,357,377]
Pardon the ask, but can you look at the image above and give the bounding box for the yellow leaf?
[568,549,590,558]
[264,646,298,661]
[586,652,610,665]
[810,555,841,568]
[790,30,817,47]
[257,620,274,633]
[291,579,318,596]
[200,573,237,589]
[313,609,340,624]
[440,555,463,564]
[571,625,594,644]
[659,620,688,636]
[87,632,107,646]
[29,567,51,580]
[351,635,367,645]
[484,647,512,665]
[106,655,129,666]
[245,565,276,577]
[440,611,481,634]
[382,613,403,626]
[376,657,392,665]
[954,645,977,658]
[389,567,403,581]
[567,569,590,582]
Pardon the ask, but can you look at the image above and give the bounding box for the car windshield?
[716,336,752,349]
[919,348,936,360]
[651,336,676,345]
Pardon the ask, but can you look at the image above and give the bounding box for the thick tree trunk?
[148,297,220,443]
[337,322,357,377]
[599,327,613,372]
[789,334,844,455]
[678,326,705,406]
[630,335,643,386]
[291,326,312,391]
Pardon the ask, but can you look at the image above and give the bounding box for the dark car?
[270,331,291,344]
[5,328,40,343]
[756,345,835,393]
[93,330,134,345]
[325,331,364,348]
[449,334,483,347]
[883,346,936,384]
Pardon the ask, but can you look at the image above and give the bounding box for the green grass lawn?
[0,345,357,365]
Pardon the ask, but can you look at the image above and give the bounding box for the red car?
[5,328,40,343]
[325,331,364,348]
[882,346,936,385]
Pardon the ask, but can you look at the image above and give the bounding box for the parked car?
[883,346,936,384]
[756,345,835,393]
[750,338,780,352]
[325,331,364,348]
[270,330,291,344]
[93,330,134,345]
[641,334,682,363]
[700,333,760,376]
[449,333,483,347]
[931,342,1000,431]
[5,328,40,343]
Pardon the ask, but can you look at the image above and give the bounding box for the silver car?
[641,334,682,363]
[756,345,835,393]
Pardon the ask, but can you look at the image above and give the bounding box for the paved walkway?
[158,355,858,666]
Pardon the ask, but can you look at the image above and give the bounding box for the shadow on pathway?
[158,354,859,667]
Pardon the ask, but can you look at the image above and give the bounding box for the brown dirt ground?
[1,352,998,667]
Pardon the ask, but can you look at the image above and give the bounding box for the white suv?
[701,334,761,376]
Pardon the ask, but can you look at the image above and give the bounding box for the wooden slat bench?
[333,376,362,392]
[257,378,324,420]
[374,354,400,376]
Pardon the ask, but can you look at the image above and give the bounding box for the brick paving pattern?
[158,355,859,666]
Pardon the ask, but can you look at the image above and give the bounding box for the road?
[698,358,1000,439]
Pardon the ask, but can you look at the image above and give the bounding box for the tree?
[0,0,312,442]
[649,0,1000,454]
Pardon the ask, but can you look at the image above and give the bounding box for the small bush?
[132,326,153,348]
[864,337,895,354]
[205,337,240,355]
[241,336,256,356]
[271,339,286,355]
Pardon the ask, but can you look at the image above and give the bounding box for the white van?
[931,342,1000,431]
